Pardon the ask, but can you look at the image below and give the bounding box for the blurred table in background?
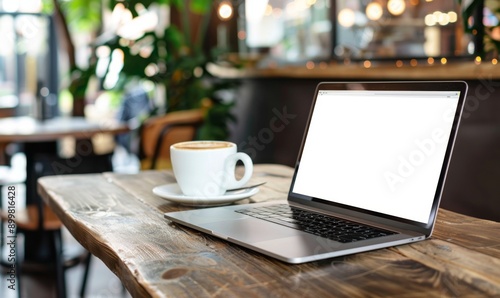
[0,116,129,262]
[0,116,128,143]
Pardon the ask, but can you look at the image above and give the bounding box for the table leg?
[23,141,58,263]
[22,141,113,263]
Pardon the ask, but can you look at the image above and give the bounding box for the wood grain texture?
[37,164,500,298]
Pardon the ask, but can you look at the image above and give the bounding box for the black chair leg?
[79,252,92,297]
[53,229,67,298]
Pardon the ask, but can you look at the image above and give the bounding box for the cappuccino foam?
[173,141,233,150]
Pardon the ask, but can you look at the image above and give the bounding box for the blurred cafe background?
[0,0,499,296]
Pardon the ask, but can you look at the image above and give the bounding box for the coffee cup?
[170,141,253,197]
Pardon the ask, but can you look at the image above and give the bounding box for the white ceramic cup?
[170,141,253,197]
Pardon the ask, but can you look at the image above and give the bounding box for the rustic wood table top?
[37,164,500,298]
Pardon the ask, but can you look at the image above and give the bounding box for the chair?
[139,109,204,169]
[0,152,113,298]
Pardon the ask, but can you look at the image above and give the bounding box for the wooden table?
[0,116,129,261]
[37,164,500,297]
[0,116,129,143]
[0,116,129,199]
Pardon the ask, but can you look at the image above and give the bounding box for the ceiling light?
[218,1,233,21]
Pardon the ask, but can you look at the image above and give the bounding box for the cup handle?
[223,152,253,189]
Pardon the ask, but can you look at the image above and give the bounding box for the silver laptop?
[165,81,468,264]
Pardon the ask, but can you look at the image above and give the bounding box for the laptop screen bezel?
[287,81,468,234]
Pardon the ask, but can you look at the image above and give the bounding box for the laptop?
[164,81,468,264]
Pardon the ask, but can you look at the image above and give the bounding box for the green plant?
[99,0,236,140]
[459,0,500,58]
[45,0,237,140]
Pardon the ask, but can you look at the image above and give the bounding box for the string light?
[217,1,233,21]
[338,8,355,28]
[387,0,406,16]
[306,61,315,69]
[366,3,383,21]
[448,11,458,23]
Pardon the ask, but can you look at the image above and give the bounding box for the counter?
[208,60,500,80]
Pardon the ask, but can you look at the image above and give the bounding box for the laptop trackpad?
[203,218,302,243]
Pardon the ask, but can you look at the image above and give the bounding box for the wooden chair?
[139,109,204,169]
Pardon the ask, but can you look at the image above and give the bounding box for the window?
[241,0,478,62]
[333,0,473,60]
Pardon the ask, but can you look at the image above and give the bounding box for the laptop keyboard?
[235,204,396,243]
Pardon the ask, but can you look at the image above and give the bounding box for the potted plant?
[459,0,500,58]
[101,0,238,140]
[46,0,237,140]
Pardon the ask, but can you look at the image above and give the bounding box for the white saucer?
[152,183,259,207]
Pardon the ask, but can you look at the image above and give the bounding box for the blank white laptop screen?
[292,90,461,223]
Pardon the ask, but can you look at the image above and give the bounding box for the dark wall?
[228,78,316,166]
[228,78,500,222]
